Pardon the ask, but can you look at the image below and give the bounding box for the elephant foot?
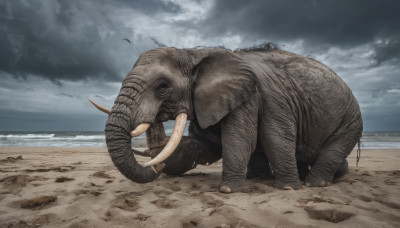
[219,180,251,193]
[305,180,332,187]
[274,180,302,190]
[333,173,348,183]
[304,175,333,187]
[334,159,349,179]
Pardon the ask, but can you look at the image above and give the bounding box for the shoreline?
[0,147,399,227]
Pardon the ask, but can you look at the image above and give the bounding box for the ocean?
[0,122,179,148]
[0,128,399,149]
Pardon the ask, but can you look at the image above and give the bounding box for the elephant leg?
[297,160,309,181]
[306,111,362,187]
[219,99,258,193]
[305,137,354,187]
[163,136,221,175]
[259,121,302,190]
[144,122,222,175]
[246,142,272,180]
[334,159,348,179]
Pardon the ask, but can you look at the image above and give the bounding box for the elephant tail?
[356,140,361,167]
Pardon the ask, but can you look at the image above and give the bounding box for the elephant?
[90,44,363,193]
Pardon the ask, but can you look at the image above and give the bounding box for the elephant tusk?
[144,113,187,167]
[130,123,151,137]
[89,99,111,114]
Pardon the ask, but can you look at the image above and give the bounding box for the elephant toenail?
[220,186,232,193]
[283,186,293,190]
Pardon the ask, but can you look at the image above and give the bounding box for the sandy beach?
[0,147,399,227]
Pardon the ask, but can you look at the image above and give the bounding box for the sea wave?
[0,134,55,139]
[361,142,400,149]
[0,132,148,147]
[0,134,107,141]
[74,135,105,140]
[0,131,399,148]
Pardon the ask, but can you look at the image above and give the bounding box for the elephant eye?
[156,83,172,98]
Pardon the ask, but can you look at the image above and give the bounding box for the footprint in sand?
[55,176,75,182]
[91,171,115,179]
[304,207,354,223]
[162,182,182,192]
[75,182,105,195]
[356,192,400,210]
[374,197,400,210]
[198,194,224,208]
[111,193,140,212]
[0,175,48,194]
[69,219,90,228]
[151,198,180,209]
[0,155,23,163]
[361,171,371,176]
[20,195,58,209]
[356,195,373,202]
[74,189,101,196]
[24,166,75,173]
[207,206,256,227]
[191,182,200,189]
[0,221,33,227]
[133,214,151,221]
[78,182,100,188]
[182,220,201,228]
[153,189,173,198]
[384,179,396,185]
[29,213,57,226]
[389,170,400,177]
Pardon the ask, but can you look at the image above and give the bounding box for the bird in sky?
[123,38,131,43]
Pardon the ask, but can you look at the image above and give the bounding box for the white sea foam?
[361,142,400,149]
[0,134,55,139]
[0,132,106,147]
[0,131,399,148]
[74,135,105,140]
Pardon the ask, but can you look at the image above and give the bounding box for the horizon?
[0,1,399,131]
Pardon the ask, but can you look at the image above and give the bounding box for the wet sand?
[0,147,399,227]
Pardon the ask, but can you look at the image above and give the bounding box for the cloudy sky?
[0,0,399,131]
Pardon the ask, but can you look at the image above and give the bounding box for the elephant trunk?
[105,112,160,183]
[92,97,187,183]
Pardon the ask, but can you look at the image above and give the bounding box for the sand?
[0,147,399,228]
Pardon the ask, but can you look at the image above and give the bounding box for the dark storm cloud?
[0,0,398,131]
[58,92,81,99]
[0,0,175,83]
[113,0,182,14]
[373,38,400,64]
[202,0,400,63]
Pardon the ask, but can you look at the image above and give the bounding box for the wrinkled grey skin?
[105,46,363,192]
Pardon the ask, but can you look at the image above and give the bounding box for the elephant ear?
[193,49,258,129]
